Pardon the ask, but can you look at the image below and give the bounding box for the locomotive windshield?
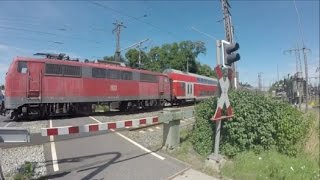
[17,61,28,74]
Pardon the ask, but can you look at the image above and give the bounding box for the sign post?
[208,40,234,162]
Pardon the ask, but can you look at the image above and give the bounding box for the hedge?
[191,90,310,157]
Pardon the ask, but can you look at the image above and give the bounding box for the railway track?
[4,103,195,123]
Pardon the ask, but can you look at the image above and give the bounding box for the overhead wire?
[0,25,103,44]
[87,1,177,39]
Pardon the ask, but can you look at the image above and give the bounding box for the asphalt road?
[44,131,187,180]
[43,116,187,180]
[0,113,187,180]
[0,115,11,127]
[1,113,189,179]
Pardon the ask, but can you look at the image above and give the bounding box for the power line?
[0,18,70,31]
[293,0,310,112]
[293,0,306,46]
[191,26,217,40]
[0,18,107,34]
[88,1,176,38]
[0,35,64,45]
[0,25,103,44]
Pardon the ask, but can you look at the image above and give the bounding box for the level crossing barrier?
[0,107,195,179]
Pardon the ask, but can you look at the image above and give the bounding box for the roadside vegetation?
[12,161,35,180]
[168,90,319,179]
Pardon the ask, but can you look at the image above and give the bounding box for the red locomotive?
[2,53,217,120]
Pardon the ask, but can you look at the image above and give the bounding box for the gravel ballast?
[121,117,195,150]
[8,120,48,134]
[1,145,47,179]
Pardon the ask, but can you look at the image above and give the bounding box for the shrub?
[191,96,217,156]
[191,90,310,157]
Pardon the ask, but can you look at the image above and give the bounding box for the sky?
[0,0,319,88]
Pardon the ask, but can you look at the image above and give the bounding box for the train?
[1,53,218,120]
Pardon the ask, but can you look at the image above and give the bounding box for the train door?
[159,76,164,94]
[27,62,43,99]
[185,83,194,98]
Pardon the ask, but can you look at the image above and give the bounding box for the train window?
[17,61,28,74]
[181,82,185,89]
[63,65,81,77]
[45,64,62,75]
[108,69,121,79]
[140,73,157,82]
[121,71,132,80]
[92,68,106,78]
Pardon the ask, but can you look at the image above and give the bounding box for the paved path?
[42,116,188,180]
[171,169,219,180]
[0,116,11,127]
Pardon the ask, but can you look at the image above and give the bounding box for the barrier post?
[0,148,4,180]
[161,108,181,150]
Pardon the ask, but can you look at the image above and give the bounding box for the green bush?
[192,90,310,157]
[191,96,217,156]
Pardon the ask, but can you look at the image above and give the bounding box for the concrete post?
[0,148,4,180]
[162,108,182,150]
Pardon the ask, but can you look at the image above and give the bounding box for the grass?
[303,109,319,159]
[221,151,319,180]
[164,108,319,180]
[12,161,35,180]
[164,129,221,178]
[95,104,109,112]
[221,109,320,180]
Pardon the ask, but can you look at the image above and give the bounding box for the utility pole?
[137,41,149,68]
[220,0,238,89]
[296,43,303,74]
[277,64,279,82]
[120,38,149,68]
[186,57,189,73]
[293,0,310,112]
[302,47,310,111]
[283,47,311,111]
[258,72,263,91]
[112,20,127,62]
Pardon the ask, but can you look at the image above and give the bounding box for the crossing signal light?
[222,40,240,67]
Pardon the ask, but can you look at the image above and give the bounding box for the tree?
[103,55,126,63]
[104,40,214,77]
[196,62,216,77]
[239,82,253,88]
[125,49,149,69]
[146,40,207,73]
[103,56,114,61]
